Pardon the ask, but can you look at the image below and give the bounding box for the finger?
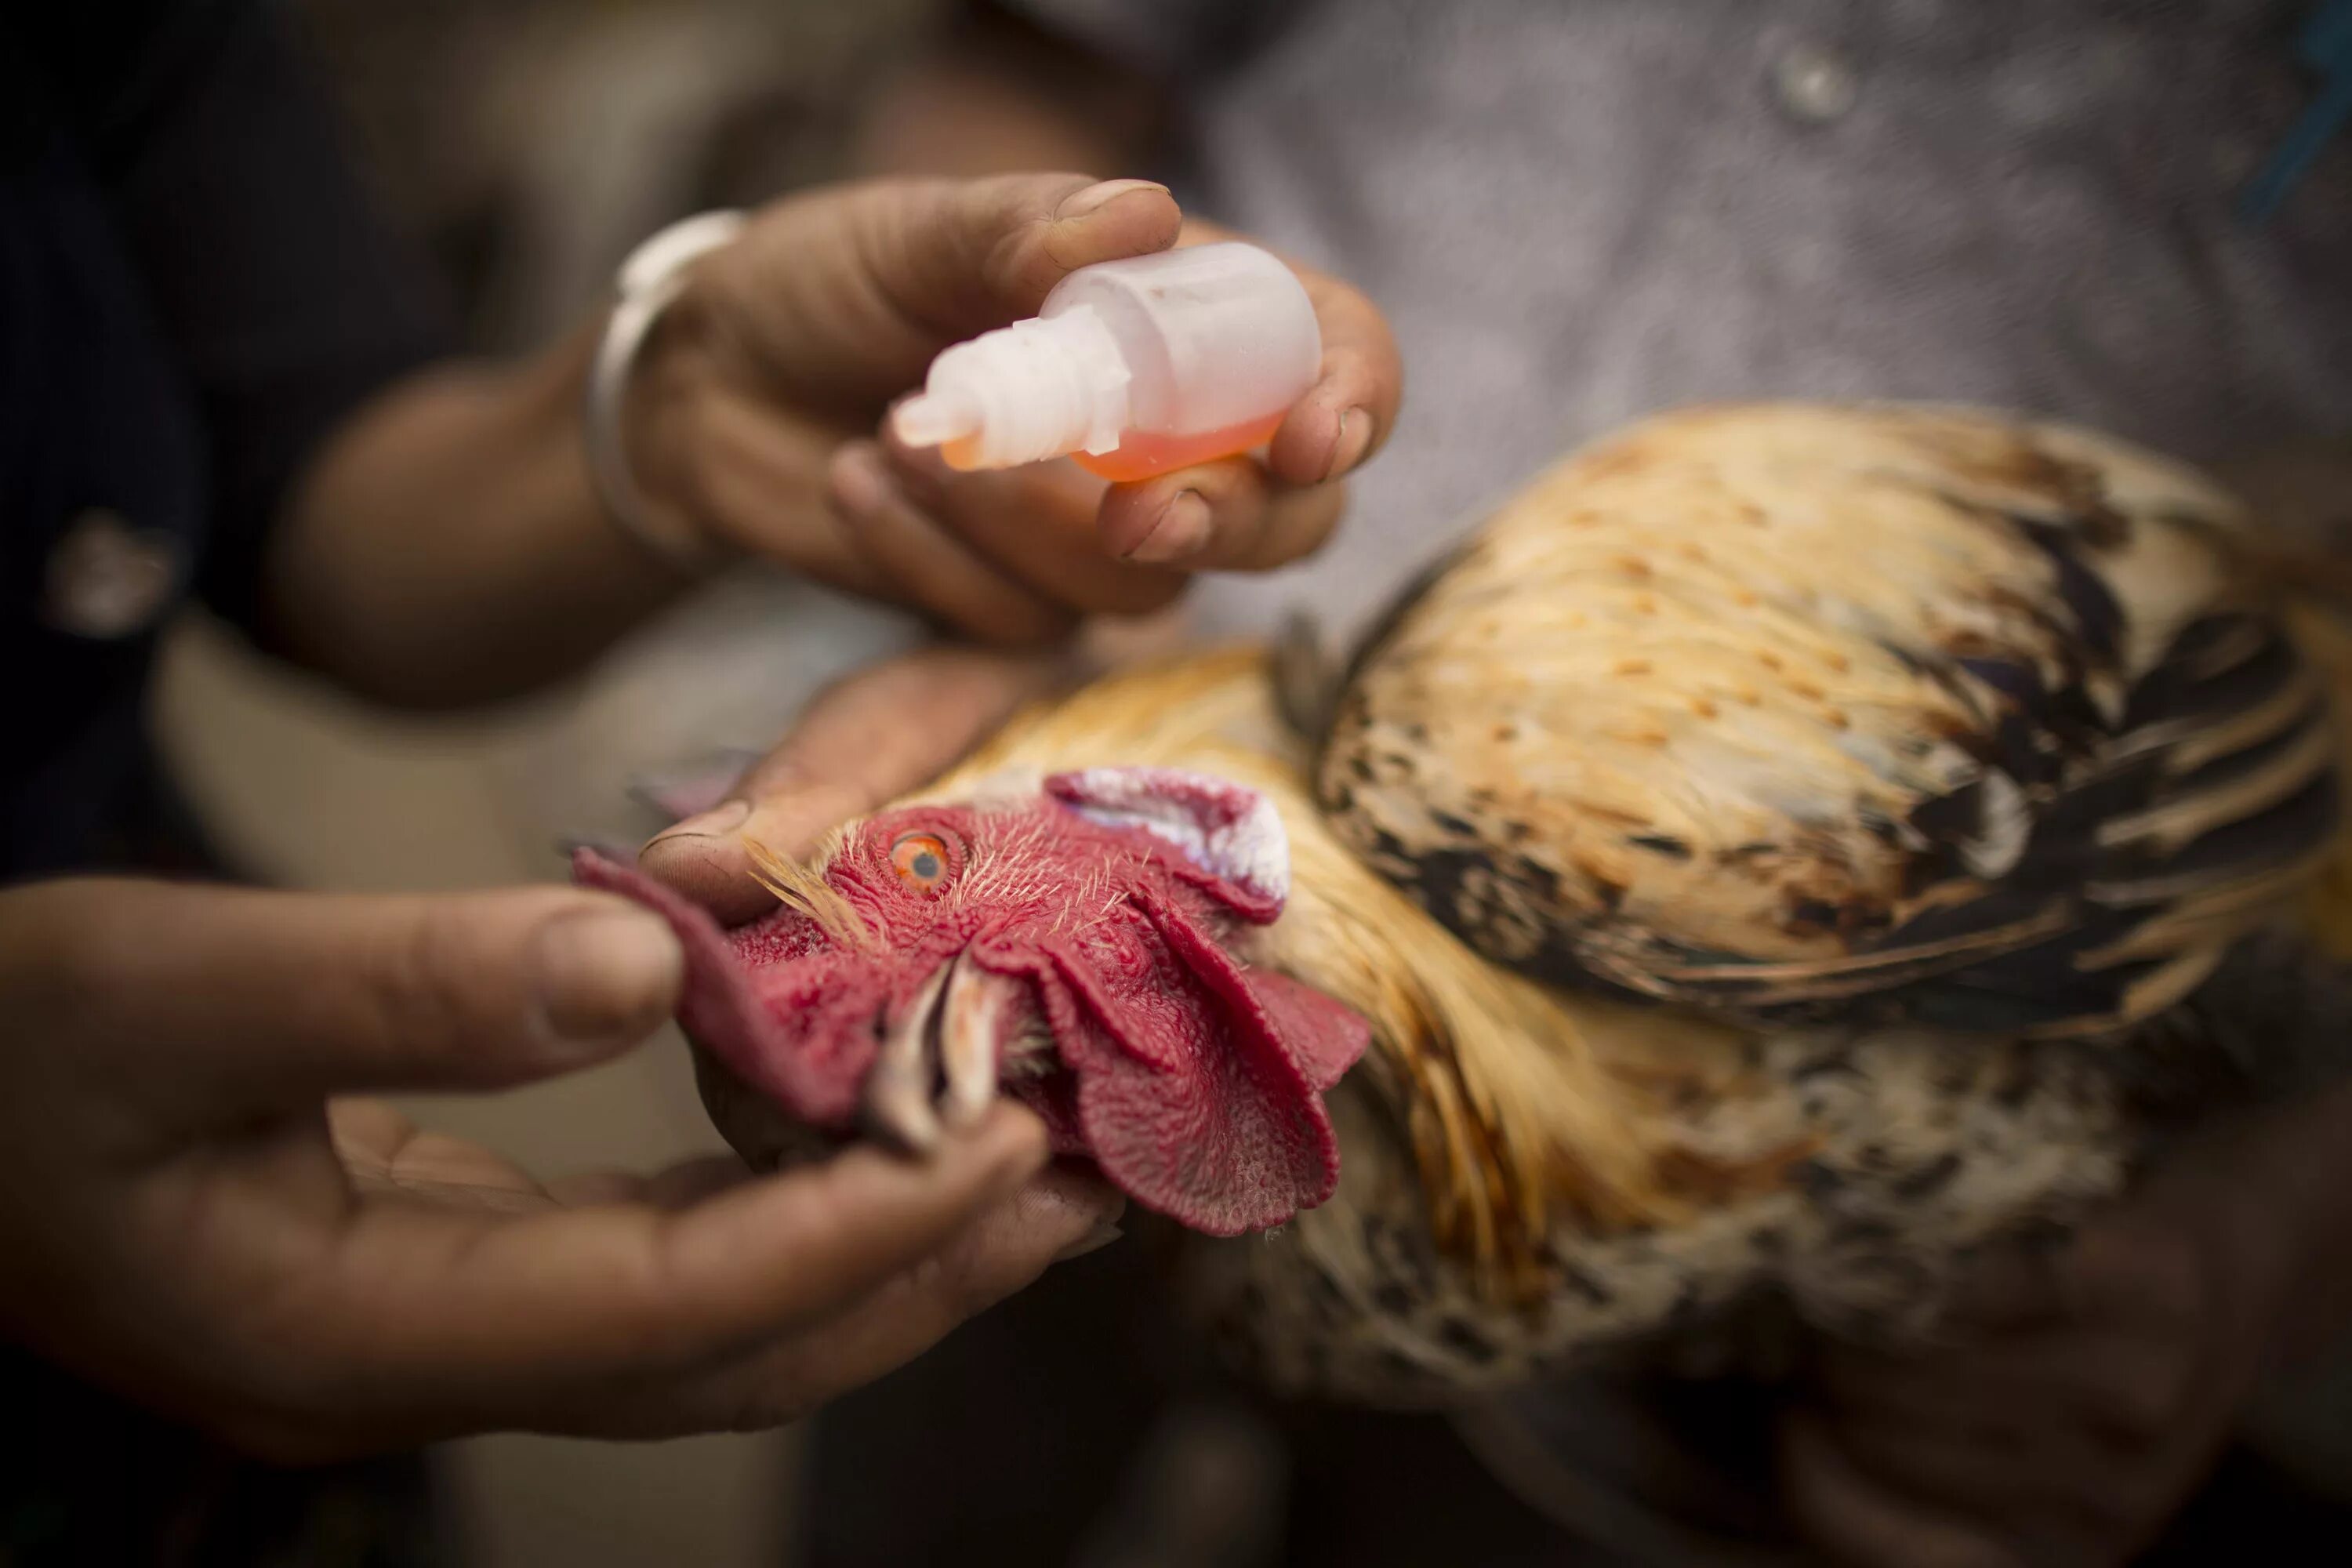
[9,880,682,1111]
[639,644,1066,924]
[1831,1413,2177,1568]
[1263,272,1403,486]
[1950,1220,2205,1339]
[1096,455,1348,570]
[1822,1330,2201,1443]
[827,441,1076,643]
[720,173,1183,408]
[639,1154,759,1210]
[325,1098,421,1168]
[332,1109,555,1214]
[544,1156,749,1211]
[644,1163,1125,1436]
[863,173,1184,350]
[1824,1406,2146,1544]
[2053,1219,2209,1338]
[1780,1412,2025,1568]
[315,1102,1051,1429]
[674,384,891,597]
[1945,1241,2071,1331]
[1076,601,1198,673]
[878,432,1187,615]
[1172,218,1402,488]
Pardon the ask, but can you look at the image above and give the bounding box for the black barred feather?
[699,406,2352,1440]
[1319,404,2341,1040]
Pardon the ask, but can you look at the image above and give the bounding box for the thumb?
[713,172,1182,408]
[887,172,1184,331]
[641,643,1068,924]
[733,1163,1127,1418]
[6,878,683,1112]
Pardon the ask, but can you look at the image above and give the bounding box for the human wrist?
[611,302,716,567]
[584,209,747,572]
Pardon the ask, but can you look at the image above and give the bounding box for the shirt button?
[42,507,183,640]
[1770,42,1861,125]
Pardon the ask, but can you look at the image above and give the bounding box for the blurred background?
[155,2,942,1563]
[143,2,2352,1563]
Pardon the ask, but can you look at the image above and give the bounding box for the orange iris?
[889,832,952,894]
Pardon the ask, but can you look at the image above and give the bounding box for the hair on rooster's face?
[578,767,1368,1236]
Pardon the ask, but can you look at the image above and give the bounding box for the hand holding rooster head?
[0,653,1119,1461]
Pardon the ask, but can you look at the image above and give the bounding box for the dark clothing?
[1,0,445,881]
[0,1355,445,1568]
[2,4,448,1561]
[1013,0,2352,648]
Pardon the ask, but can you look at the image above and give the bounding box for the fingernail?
[1124,489,1210,564]
[1325,407,1374,481]
[829,441,900,518]
[651,797,750,844]
[535,908,684,1043]
[1054,1221,1125,1262]
[1057,178,1169,220]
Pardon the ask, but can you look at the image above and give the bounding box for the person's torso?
[0,26,216,880]
[1139,0,2352,641]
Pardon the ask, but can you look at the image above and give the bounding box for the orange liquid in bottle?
[938,412,1286,481]
[1071,412,1288,483]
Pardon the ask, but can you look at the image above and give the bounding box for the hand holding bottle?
[624,176,1397,640]
[880,209,1399,577]
[620,174,1397,644]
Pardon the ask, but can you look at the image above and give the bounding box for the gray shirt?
[544,0,2352,848]
[1014,0,2352,644]
[1006,0,2352,1504]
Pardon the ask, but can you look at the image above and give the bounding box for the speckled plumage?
[886,403,2352,1406]
[1321,405,2339,1039]
[921,676,2110,1400]
[685,403,2348,1408]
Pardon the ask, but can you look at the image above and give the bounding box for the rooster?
[579,401,2352,1410]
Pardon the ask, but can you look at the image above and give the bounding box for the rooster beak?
[866,954,1025,1151]
[868,961,952,1152]
[942,956,1020,1128]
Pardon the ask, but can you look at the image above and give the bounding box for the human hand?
[1779,1112,2317,1568]
[627,172,1401,641]
[0,873,1113,1461]
[636,640,1070,924]
[636,637,1146,1171]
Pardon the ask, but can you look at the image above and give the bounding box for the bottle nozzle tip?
[892,390,978,450]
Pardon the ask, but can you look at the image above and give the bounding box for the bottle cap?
[893,307,1132,467]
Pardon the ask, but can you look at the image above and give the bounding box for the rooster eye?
[888,831,953,894]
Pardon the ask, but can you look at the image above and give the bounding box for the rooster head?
[575,767,1367,1235]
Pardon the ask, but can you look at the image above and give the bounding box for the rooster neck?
[917,648,1713,1299]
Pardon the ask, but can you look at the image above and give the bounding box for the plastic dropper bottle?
[892,241,1322,484]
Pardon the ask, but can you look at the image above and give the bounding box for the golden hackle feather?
[920,648,1805,1301]
[742,829,873,949]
